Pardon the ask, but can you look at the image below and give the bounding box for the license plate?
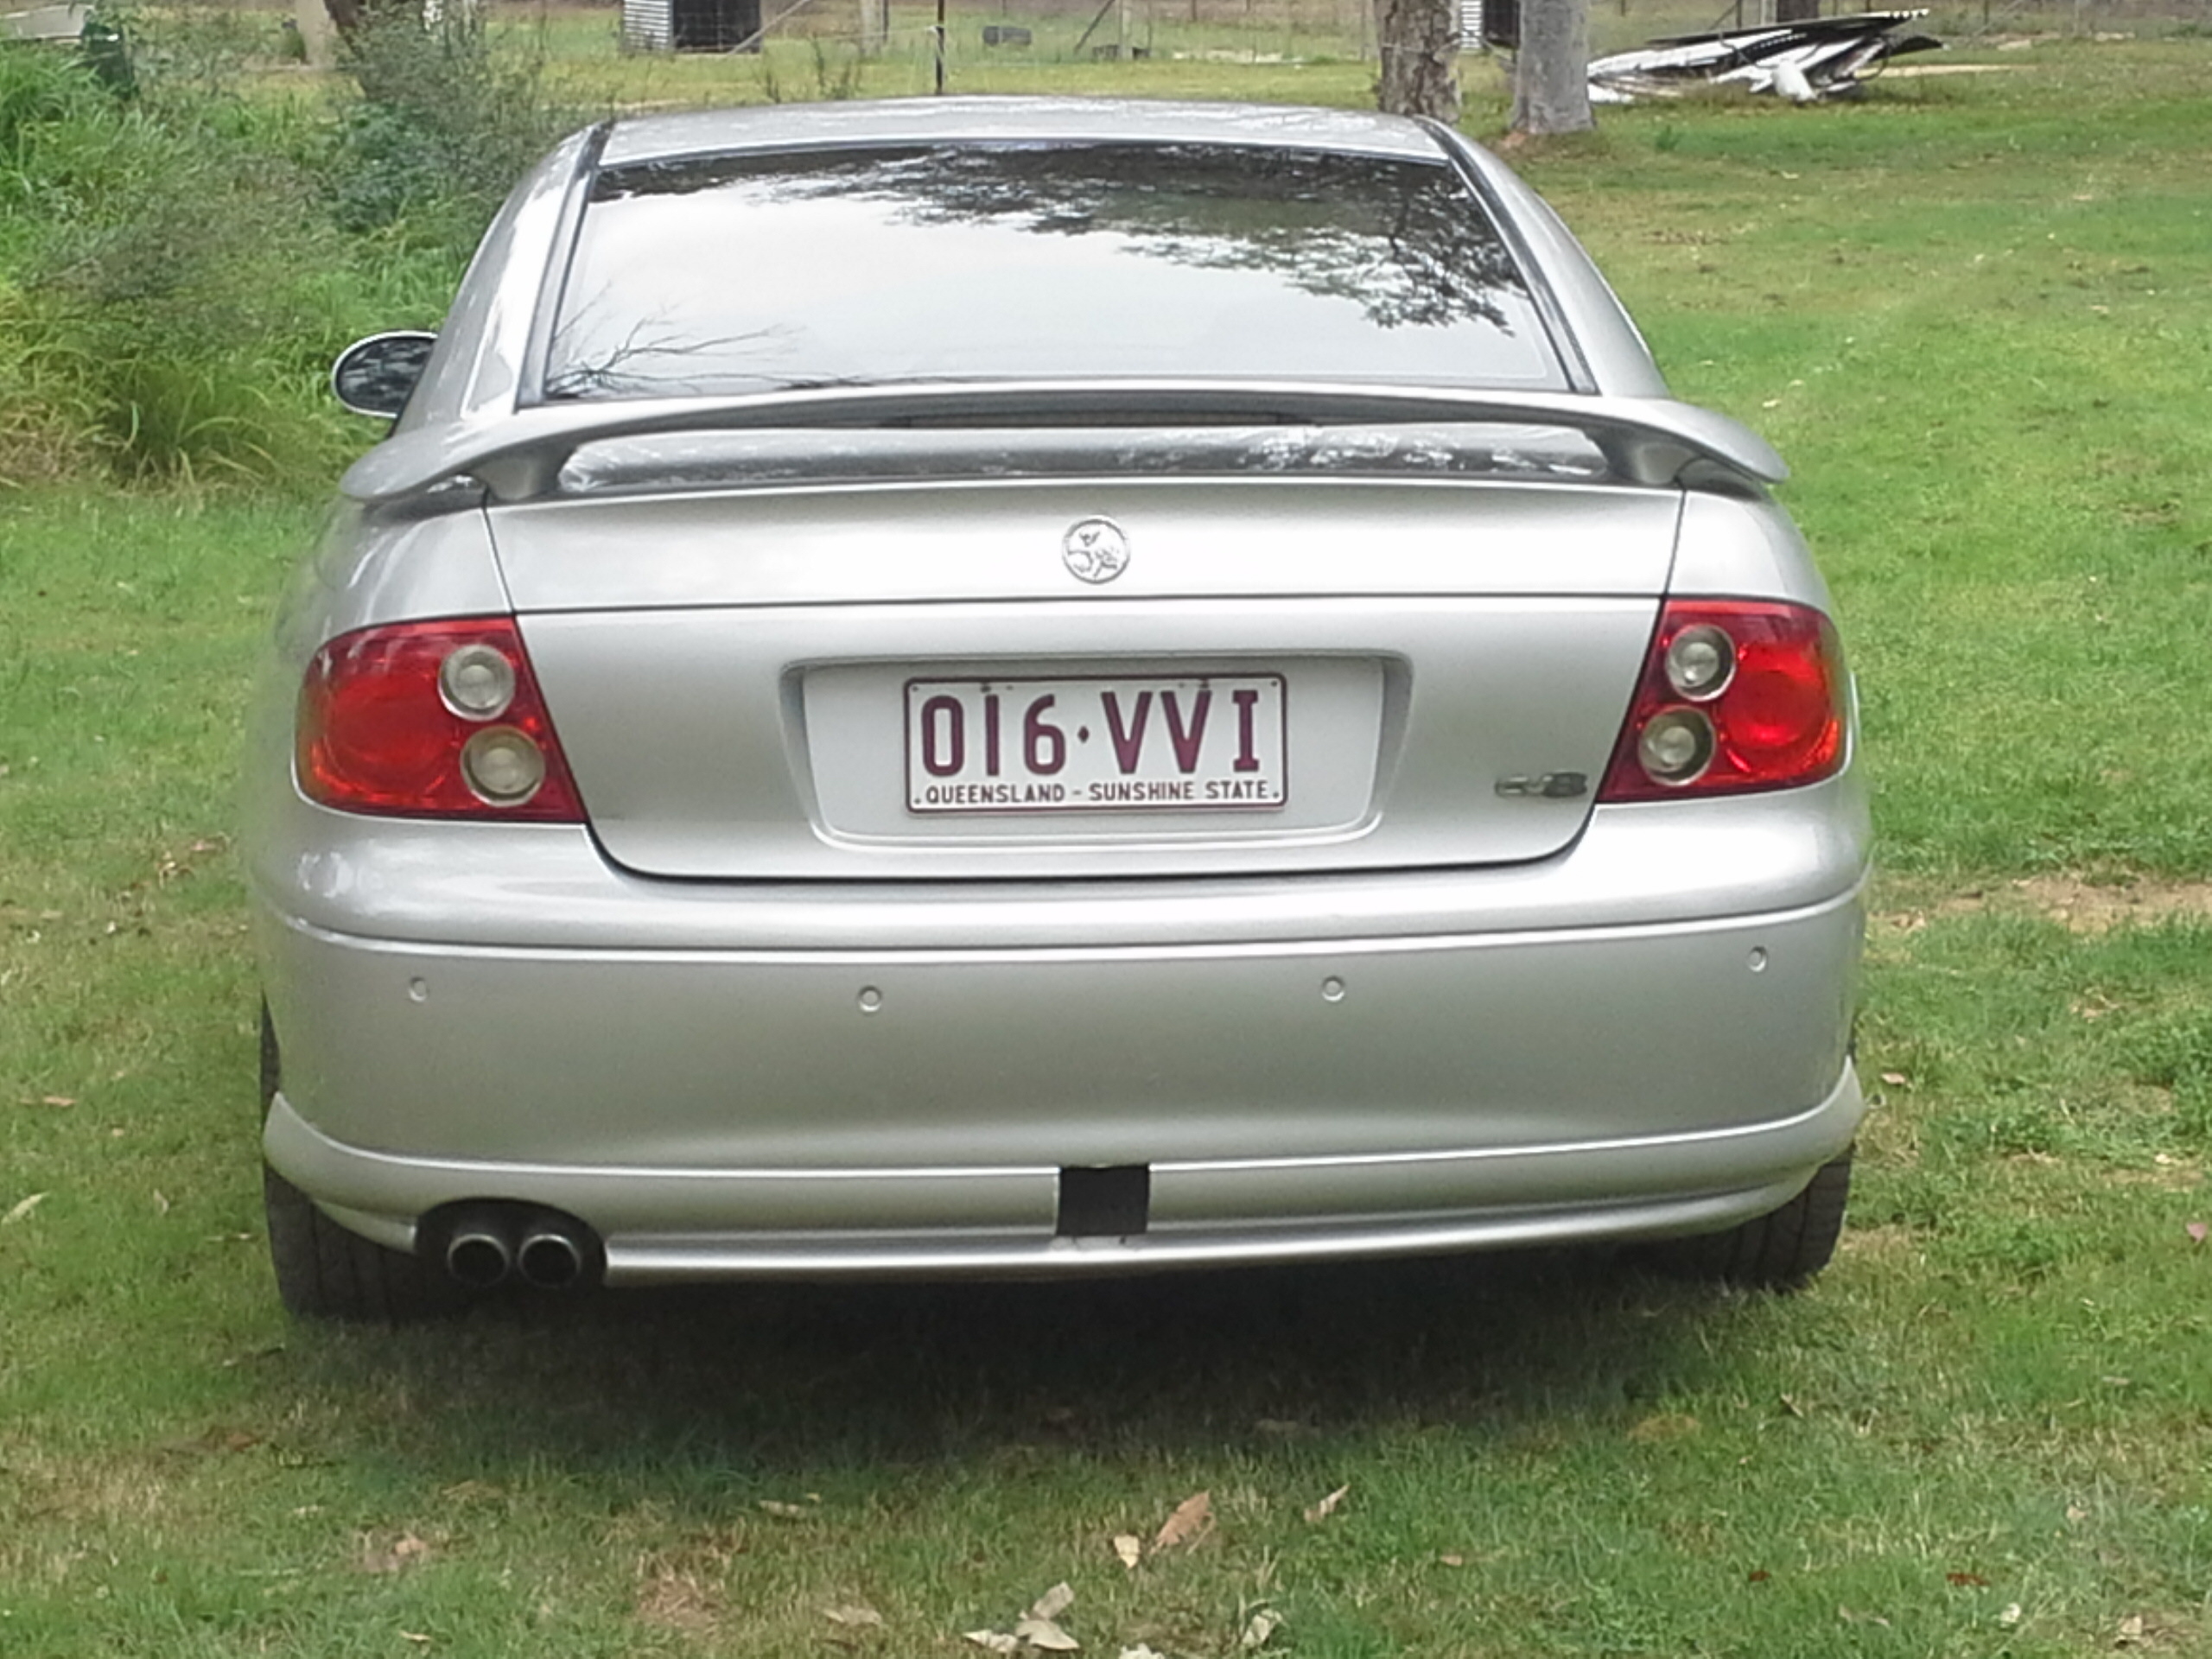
[905,675,1288,814]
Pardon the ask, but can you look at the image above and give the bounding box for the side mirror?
[331,332,438,419]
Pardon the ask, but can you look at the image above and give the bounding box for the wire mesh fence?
[614,0,2211,80]
[752,0,1380,63]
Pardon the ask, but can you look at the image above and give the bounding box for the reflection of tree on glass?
[546,294,800,401]
[543,143,1560,403]
[718,147,1528,333]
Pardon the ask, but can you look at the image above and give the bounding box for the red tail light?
[296,618,584,821]
[1599,600,1847,802]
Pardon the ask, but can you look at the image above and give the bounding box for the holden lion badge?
[1062,518,1130,584]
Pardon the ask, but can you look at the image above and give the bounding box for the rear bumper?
[268,1065,1862,1283]
[258,838,1867,1278]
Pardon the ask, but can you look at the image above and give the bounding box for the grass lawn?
[4,33,2212,1659]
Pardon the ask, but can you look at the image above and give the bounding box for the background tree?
[1373,0,1460,124]
[1511,0,1594,137]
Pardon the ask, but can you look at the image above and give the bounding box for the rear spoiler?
[341,380,1787,505]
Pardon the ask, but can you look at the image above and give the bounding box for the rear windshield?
[540,142,1565,402]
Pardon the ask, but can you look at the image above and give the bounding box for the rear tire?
[1642,1146,1853,1288]
[260,1001,462,1322]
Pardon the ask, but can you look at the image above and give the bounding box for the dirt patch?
[631,1527,747,1637]
[1881,875,2212,937]
[2104,1155,2204,1192]
[636,1563,724,1637]
[1837,1223,1921,1262]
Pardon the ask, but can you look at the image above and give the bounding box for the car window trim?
[518,119,612,415]
[1421,120,1598,397]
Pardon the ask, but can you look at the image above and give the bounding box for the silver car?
[247,98,1867,1319]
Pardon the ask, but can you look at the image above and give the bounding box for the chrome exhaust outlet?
[444,1217,513,1288]
[514,1223,587,1290]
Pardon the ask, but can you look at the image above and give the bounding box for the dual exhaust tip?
[440,1205,598,1292]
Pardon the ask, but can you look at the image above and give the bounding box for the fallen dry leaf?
[1153,1490,1213,1552]
[822,1603,884,1629]
[964,1584,1083,1654]
[1878,1071,1910,1087]
[1028,1584,1075,1623]
[1240,1607,1282,1649]
[3,1192,49,1225]
[1438,1554,1466,1568]
[1748,1569,1770,1583]
[1302,1484,1351,1523]
[1116,1648,1168,1659]
[2187,1221,2208,1244]
[1110,1533,1141,1570]
[360,1532,431,1574]
[1627,1412,1700,1444]
[1947,1572,1990,1587]
[758,1499,811,1518]
[1014,1616,1079,1651]
[1999,1603,2023,1626]
[2117,1613,2145,1647]
[40,1096,75,1107]
[399,1635,431,1647]
[1837,1605,1891,1629]
[1778,1393,1806,1418]
[2067,1505,2089,1524]
[1009,1581,1081,1649]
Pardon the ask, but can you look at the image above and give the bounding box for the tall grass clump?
[0,6,584,491]
[0,47,115,480]
[1,33,371,486]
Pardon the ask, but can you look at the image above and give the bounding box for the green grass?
[7,35,2212,1659]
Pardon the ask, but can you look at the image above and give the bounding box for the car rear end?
[246,100,1867,1303]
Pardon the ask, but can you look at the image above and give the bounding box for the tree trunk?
[1373,0,1460,124]
[1510,0,1593,137]
[858,0,887,52]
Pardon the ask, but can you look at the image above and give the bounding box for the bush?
[326,8,582,261]
[0,5,582,489]
[2,67,370,485]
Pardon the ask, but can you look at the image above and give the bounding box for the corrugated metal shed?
[622,0,762,52]
[621,0,672,50]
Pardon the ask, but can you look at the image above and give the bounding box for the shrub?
[325,8,582,261]
[3,71,367,485]
[0,5,582,489]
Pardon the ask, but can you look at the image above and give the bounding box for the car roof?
[599,96,1448,168]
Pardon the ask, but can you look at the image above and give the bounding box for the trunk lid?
[491,473,1679,880]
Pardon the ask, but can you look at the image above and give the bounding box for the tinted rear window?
[541,143,1564,402]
